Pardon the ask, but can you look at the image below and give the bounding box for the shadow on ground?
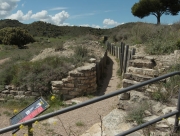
[97,56,113,96]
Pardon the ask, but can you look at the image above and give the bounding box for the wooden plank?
[123,45,129,76]
[120,42,125,75]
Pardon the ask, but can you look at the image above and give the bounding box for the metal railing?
[0,71,180,135]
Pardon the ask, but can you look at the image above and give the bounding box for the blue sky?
[1,0,180,28]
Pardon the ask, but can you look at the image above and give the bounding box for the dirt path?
[0,54,120,136]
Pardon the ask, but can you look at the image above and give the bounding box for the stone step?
[132,55,155,61]
[122,79,147,91]
[124,73,152,82]
[127,67,159,77]
[129,59,156,69]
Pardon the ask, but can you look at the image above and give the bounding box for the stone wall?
[0,51,108,101]
[51,63,97,100]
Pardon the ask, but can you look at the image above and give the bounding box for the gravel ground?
[0,55,120,136]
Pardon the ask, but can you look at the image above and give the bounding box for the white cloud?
[7,10,32,21]
[49,7,68,11]
[92,24,101,28]
[31,10,49,20]
[31,10,69,26]
[103,18,119,26]
[79,24,90,27]
[51,11,69,25]
[0,0,19,18]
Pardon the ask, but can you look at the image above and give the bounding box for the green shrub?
[144,26,178,55]
[151,90,167,102]
[0,27,35,48]
[74,45,88,58]
[76,121,85,127]
[163,63,180,99]
[126,102,149,124]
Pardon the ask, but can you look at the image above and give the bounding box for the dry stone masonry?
[116,49,180,135]
[51,63,97,100]
[0,50,108,101]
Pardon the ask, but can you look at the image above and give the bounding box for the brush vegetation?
[0,19,180,101]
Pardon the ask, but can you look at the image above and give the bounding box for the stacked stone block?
[51,63,97,100]
[0,85,42,100]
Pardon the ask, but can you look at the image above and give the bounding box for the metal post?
[174,89,180,132]
[28,123,33,136]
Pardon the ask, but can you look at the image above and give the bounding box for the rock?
[122,79,146,91]
[5,85,16,90]
[51,81,63,87]
[117,101,129,110]
[2,90,10,94]
[127,67,159,77]
[18,91,25,95]
[103,109,126,129]
[71,99,81,104]
[130,94,140,102]
[120,93,130,100]
[152,102,164,113]
[14,95,25,99]
[24,91,32,96]
[143,115,159,122]
[167,118,175,126]
[0,98,6,102]
[7,94,14,98]
[156,124,170,131]
[160,87,167,95]
[101,109,141,135]
[89,58,96,63]
[32,92,40,96]
[129,59,156,69]
[77,63,96,72]
[124,73,152,82]
[117,102,125,110]
[174,50,180,59]
[47,118,58,124]
[130,91,149,102]
[170,98,178,106]
[80,123,106,136]
[150,130,171,136]
[162,107,176,115]
[10,90,18,95]
[144,110,152,116]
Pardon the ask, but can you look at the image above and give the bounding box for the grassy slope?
[1,19,180,96]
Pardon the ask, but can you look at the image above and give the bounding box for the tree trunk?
[157,14,161,25]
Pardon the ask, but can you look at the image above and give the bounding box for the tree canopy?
[0,27,35,48]
[131,0,180,24]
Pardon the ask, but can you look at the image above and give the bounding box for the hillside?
[0,19,107,38]
[1,19,180,135]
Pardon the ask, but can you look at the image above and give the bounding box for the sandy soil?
[0,54,120,136]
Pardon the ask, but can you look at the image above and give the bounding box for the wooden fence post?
[127,49,131,69]
[131,48,136,56]
[114,45,116,56]
[114,46,116,57]
[118,46,121,60]
[120,42,125,75]
[116,46,118,58]
[123,45,129,76]
[109,42,111,54]
[96,62,100,85]
[112,45,114,56]
[111,44,113,55]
